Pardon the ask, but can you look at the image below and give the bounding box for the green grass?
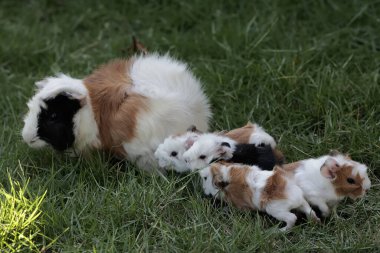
[0,174,50,252]
[1,0,380,251]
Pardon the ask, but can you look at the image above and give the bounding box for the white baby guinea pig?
[183,133,236,170]
[283,150,371,217]
[22,54,212,171]
[154,127,202,173]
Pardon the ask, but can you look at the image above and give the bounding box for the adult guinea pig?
[22,54,212,171]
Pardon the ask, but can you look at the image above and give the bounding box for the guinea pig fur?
[22,54,212,170]
[154,130,202,173]
[182,133,277,171]
[182,133,237,170]
[224,122,276,148]
[282,151,371,217]
[200,162,320,231]
[224,122,285,164]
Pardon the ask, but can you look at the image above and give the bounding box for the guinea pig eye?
[203,177,207,180]
[199,155,206,160]
[170,151,177,157]
[50,113,57,120]
[347,178,355,184]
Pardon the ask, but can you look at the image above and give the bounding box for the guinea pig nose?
[184,158,189,163]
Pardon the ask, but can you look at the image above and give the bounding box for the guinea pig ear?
[184,136,198,150]
[217,142,232,158]
[320,158,341,180]
[221,142,231,148]
[187,125,197,132]
[187,125,203,134]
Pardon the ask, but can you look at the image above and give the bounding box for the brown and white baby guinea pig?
[223,122,285,164]
[282,150,371,217]
[200,162,319,231]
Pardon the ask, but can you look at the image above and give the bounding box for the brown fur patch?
[224,122,255,144]
[332,165,364,198]
[211,163,254,210]
[273,148,285,165]
[226,165,254,210]
[282,162,301,173]
[83,59,148,155]
[260,167,287,208]
[224,123,285,165]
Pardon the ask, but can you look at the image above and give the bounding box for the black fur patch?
[37,93,81,151]
[228,143,276,170]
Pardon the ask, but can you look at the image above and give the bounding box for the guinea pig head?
[211,164,254,210]
[183,134,236,170]
[320,157,371,200]
[154,132,200,172]
[22,74,98,151]
[199,166,220,197]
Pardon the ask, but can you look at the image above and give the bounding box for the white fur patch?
[182,133,236,170]
[199,166,219,196]
[123,54,212,169]
[154,132,201,172]
[249,124,276,148]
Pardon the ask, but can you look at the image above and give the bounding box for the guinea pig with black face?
[36,93,81,151]
[22,73,96,152]
[22,54,212,170]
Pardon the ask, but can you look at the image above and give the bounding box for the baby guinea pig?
[199,162,320,231]
[282,150,371,217]
[224,122,285,164]
[224,122,276,148]
[182,133,276,171]
[154,126,202,173]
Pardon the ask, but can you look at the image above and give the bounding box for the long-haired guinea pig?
[282,150,371,217]
[223,122,285,164]
[199,162,320,231]
[154,126,202,173]
[182,133,277,171]
[22,54,212,170]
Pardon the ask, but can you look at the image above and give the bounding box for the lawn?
[0,0,379,252]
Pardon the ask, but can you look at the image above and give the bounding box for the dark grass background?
[0,0,379,252]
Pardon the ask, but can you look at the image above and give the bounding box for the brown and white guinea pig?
[282,150,371,217]
[223,122,285,164]
[199,162,320,231]
[22,54,212,170]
